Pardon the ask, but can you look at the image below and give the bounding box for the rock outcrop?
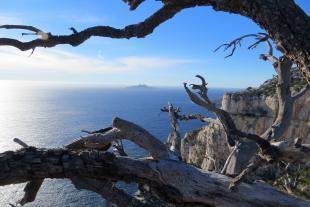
[222,91,310,142]
[181,73,309,171]
[181,122,228,171]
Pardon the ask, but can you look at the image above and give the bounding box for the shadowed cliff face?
[222,90,310,143]
[181,73,309,171]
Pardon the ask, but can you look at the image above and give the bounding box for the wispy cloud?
[0,14,24,25]
[0,47,196,77]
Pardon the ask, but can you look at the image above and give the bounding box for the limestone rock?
[181,122,229,171]
[181,73,309,171]
[222,90,310,142]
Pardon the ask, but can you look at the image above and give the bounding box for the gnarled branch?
[0,0,309,81]
[67,117,170,160]
[1,147,308,207]
[161,103,181,158]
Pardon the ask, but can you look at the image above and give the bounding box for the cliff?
[181,73,309,172]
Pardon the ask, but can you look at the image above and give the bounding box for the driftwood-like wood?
[161,103,182,158]
[67,117,170,160]
[183,34,309,190]
[0,147,309,207]
[0,0,309,81]
[161,102,220,158]
[3,116,310,206]
[0,1,309,206]
[184,75,309,164]
[72,178,150,207]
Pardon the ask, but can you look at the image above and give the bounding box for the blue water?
[0,82,233,206]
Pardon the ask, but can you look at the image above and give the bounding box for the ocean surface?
[0,81,235,207]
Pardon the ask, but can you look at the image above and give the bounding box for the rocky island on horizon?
[126,84,153,89]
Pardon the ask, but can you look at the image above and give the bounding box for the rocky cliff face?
[181,122,228,171]
[181,75,309,171]
[222,91,310,142]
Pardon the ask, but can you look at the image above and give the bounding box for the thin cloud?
[0,14,24,25]
[0,47,197,76]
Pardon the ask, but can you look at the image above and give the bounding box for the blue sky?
[0,0,309,88]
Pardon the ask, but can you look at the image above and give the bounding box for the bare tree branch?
[163,103,181,158]
[214,33,271,58]
[183,74,309,189]
[184,76,243,147]
[216,34,305,142]
[0,25,42,33]
[1,146,308,207]
[211,33,309,190]
[67,117,170,160]
[72,178,150,207]
[17,180,44,206]
[221,142,241,174]
[113,140,128,156]
[0,2,194,51]
[260,56,294,141]
[183,76,275,155]
[229,156,265,192]
[160,105,217,124]
[177,114,217,124]
[81,126,113,135]
[13,138,29,148]
[292,85,309,101]
[0,0,308,81]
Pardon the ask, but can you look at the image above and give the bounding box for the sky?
[0,0,309,88]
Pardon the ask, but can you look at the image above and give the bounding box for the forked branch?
[67,117,170,160]
[214,33,270,58]
[0,1,200,51]
[161,103,181,157]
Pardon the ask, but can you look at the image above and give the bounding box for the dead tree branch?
[72,178,150,207]
[216,33,308,142]
[292,85,309,101]
[228,156,265,192]
[160,105,217,124]
[0,1,194,51]
[214,33,270,58]
[13,138,29,148]
[160,101,219,158]
[1,145,309,207]
[0,0,308,81]
[67,117,170,160]
[205,33,309,189]
[183,75,274,151]
[183,73,310,190]
[1,117,310,206]
[113,140,128,156]
[160,103,181,158]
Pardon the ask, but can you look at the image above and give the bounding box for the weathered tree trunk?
[208,31,309,176]
[208,0,310,82]
[0,147,309,207]
[0,0,309,81]
[0,1,308,205]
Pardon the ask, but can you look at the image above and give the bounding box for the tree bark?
[0,0,309,81]
[207,0,310,83]
[0,147,309,207]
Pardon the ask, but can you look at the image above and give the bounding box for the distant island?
[127,84,152,89]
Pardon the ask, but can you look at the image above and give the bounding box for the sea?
[0,81,236,207]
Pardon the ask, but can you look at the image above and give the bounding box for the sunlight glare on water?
[0,80,228,206]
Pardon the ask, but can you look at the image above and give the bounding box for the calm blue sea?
[0,82,234,206]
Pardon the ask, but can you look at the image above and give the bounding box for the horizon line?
[0,79,244,90]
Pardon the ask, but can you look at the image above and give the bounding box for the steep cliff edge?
[222,90,309,142]
[181,72,309,171]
